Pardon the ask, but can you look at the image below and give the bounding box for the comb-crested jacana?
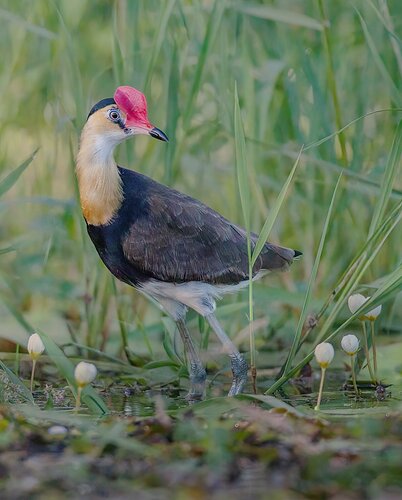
[76,86,301,398]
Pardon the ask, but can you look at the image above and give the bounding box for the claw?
[185,390,204,403]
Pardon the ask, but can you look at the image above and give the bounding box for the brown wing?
[121,177,293,285]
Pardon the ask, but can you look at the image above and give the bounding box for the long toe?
[185,389,204,403]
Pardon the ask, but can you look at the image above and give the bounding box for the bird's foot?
[228,354,248,396]
[185,363,207,402]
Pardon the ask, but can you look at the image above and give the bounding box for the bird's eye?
[108,109,121,122]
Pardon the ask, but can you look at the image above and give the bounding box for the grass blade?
[0,246,15,255]
[143,0,177,91]
[182,0,226,129]
[0,149,38,198]
[234,83,251,236]
[238,394,305,417]
[313,203,401,344]
[355,8,401,106]
[317,0,348,165]
[266,203,401,394]
[0,8,57,39]
[375,0,402,75]
[368,120,402,237]
[164,42,180,184]
[0,360,34,403]
[276,145,402,200]
[1,299,34,333]
[281,173,343,376]
[234,82,255,378]
[162,317,184,366]
[234,3,323,31]
[304,108,402,151]
[38,331,109,415]
[267,262,402,394]
[251,147,303,267]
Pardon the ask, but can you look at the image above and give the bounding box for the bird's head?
[84,85,168,146]
[77,86,168,225]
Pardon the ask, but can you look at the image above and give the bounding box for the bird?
[76,85,301,399]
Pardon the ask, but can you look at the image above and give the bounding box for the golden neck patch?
[76,109,124,226]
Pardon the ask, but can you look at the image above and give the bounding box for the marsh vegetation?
[0,0,401,498]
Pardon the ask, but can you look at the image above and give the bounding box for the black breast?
[86,168,152,287]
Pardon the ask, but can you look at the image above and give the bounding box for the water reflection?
[107,387,187,417]
[32,370,401,417]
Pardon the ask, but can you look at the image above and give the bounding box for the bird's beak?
[149,127,169,142]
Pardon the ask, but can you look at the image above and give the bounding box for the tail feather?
[261,244,302,271]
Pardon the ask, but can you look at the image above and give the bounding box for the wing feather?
[119,170,294,284]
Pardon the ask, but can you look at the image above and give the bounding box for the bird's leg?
[176,319,206,401]
[206,313,248,396]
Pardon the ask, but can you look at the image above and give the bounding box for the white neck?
[76,126,124,226]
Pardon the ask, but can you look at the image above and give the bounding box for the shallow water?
[107,388,186,417]
[284,370,402,416]
[30,367,402,418]
[102,371,402,418]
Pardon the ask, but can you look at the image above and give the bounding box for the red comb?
[114,86,150,126]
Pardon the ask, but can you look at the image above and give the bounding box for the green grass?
[1,0,400,377]
[0,0,401,497]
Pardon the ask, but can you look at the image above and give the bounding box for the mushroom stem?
[370,321,378,382]
[361,321,375,383]
[30,359,36,392]
[75,386,82,410]
[314,367,326,411]
[351,355,358,395]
